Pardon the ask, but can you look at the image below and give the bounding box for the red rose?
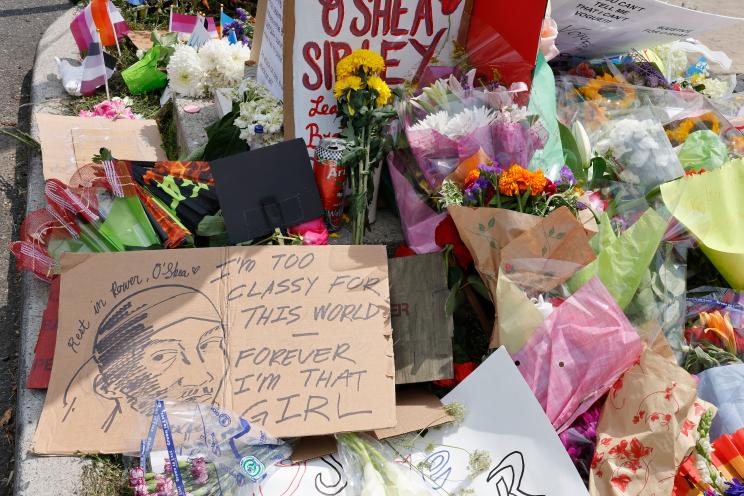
[435,215,461,248]
[435,215,472,269]
[438,0,463,15]
[394,245,417,258]
[452,244,473,269]
[544,179,558,196]
[433,361,478,388]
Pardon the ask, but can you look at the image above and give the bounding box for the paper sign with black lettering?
[552,0,742,57]
[33,246,395,454]
[282,0,469,149]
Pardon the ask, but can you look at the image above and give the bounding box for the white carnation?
[445,106,496,138]
[167,45,205,97]
[409,110,450,134]
[229,42,251,67]
[168,39,251,98]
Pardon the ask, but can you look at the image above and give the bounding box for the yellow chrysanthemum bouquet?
[333,49,397,244]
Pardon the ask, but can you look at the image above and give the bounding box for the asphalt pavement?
[0,0,70,492]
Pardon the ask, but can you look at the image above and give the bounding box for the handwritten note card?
[33,246,395,454]
[283,0,467,149]
[398,347,589,495]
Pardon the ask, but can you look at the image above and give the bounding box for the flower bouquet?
[399,69,546,191]
[167,38,251,98]
[336,432,434,496]
[133,401,292,496]
[591,107,685,192]
[333,49,397,244]
[233,78,283,148]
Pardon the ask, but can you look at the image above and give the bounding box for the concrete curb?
[14,8,88,495]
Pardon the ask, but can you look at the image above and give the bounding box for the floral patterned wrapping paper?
[590,346,710,495]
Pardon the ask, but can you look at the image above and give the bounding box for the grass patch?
[80,455,129,496]
[64,38,161,119]
[63,36,179,159]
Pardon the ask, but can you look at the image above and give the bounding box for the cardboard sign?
[399,347,589,494]
[210,139,324,243]
[33,246,395,454]
[281,0,468,149]
[37,114,166,183]
[553,0,743,57]
[388,253,453,384]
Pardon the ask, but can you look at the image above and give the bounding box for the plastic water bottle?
[252,125,265,150]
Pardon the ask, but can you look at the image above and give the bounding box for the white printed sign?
[399,347,589,495]
[553,0,743,57]
[257,0,284,101]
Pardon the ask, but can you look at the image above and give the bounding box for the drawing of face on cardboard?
[89,285,227,422]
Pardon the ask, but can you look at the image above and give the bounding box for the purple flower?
[155,475,177,496]
[163,458,173,475]
[557,165,575,186]
[129,467,145,487]
[190,457,208,485]
[477,163,502,175]
[726,479,744,496]
[236,7,248,22]
[464,177,489,201]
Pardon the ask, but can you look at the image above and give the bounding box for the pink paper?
[405,128,459,189]
[457,125,495,164]
[388,154,448,254]
[513,277,643,433]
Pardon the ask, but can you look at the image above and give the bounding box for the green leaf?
[445,279,462,316]
[488,217,495,228]
[202,106,249,160]
[558,122,588,183]
[196,212,226,237]
[466,274,490,301]
[479,223,486,232]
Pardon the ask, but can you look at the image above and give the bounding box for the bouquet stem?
[352,126,373,245]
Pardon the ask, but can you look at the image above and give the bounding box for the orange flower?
[464,169,481,189]
[498,164,529,196]
[700,311,737,354]
[498,165,547,196]
[529,170,548,196]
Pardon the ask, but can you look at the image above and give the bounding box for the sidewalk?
[14,7,88,495]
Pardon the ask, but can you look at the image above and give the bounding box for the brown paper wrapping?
[450,206,595,348]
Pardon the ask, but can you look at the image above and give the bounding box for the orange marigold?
[499,164,540,196]
[529,170,548,196]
